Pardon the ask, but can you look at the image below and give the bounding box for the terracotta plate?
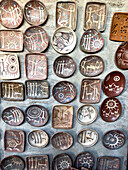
[103,71,125,97]
[79,55,104,77]
[2,107,24,126]
[80,29,104,53]
[51,26,76,54]
[24,0,48,26]
[76,104,97,125]
[74,152,95,169]
[24,26,49,53]
[100,97,122,122]
[0,0,23,28]
[28,130,49,148]
[102,130,125,149]
[53,56,76,78]
[0,156,25,170]
[53,81,76,104]
[52,153,72,170]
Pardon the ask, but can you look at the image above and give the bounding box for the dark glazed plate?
[24,26,49,53]
[4,130,25,152]
[51,26,76,54]
[53,56,76,78]
[74,152,95,169]
[2,107,24,126]
[56,1,77,30]
[84,2,107,31]
[0,30,23,51]
[102,130,125,149]
[24,0,48,26]
[52,81,76,104]
[0,0,23,28]
[51,132,73,150]
[79,55,104,77]
[103,71,125,97]
[0,156,25,170]
[80,29,104,53]
[115,41,128,69]
[110,12,128,41]
[25,53,47,80]
[52,153,72,170]
[25,105,49,127]
[52,105,73,129]
[100,97,122,122]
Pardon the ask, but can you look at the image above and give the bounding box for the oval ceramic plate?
[77,128,98,147]
[103,71,125,97]
[51,26,76,54]
[102,130,125,150]
[25,105,49,127]
[100,97,122,122]
[52,81,76,104]
[79,55,104,77]
[51,132,73,150]
[2,107,24,126]
[0,156,25,170]
[76,104,98,125]
[80,29,104,53]
[53,56,76,78]
[28,130,49,148]
[0,0,23,28]
[24,26,49,53]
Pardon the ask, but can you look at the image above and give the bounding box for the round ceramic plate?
[51,26,76,54]
[79,55,104,77]
[80,29,104,53]
[24,0,48,25]
[100,97,122,122]
[24,26,49,52]
[0,0,23,28]
[103,71,125,97]
[52,81,77,104]
[25,105,49,127]
[53,56,76,78]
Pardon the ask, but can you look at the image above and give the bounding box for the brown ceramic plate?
[52,81,76,104]
[52,105,73,129]
[28,130,49,148]
[4,130,25,152]
[0,54,20,80]
[74,152,95,169]
[26,155,49,170]
[51,26,77,54]
[79,55,104,77]
[80,29,104,53]
[102,130,125,150]
[76,104,98,125]
[115,41,128,69]
[100,97,122,122]
[53,56,76,78]
[2,107,24,126]
[0,155,25,170]
[97,156,120,170]
[80,79,101,103]
[52,153,72,170]
[1,82,24,101]
[0,0,23,29]
[110,12,128,41]
[24,0,48,26]
[0,30,23,51]
[25,105,49,127]
[24,26,49,53]
[56,1,77,31]
[103,71,125,97]
[84,2,107,32]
